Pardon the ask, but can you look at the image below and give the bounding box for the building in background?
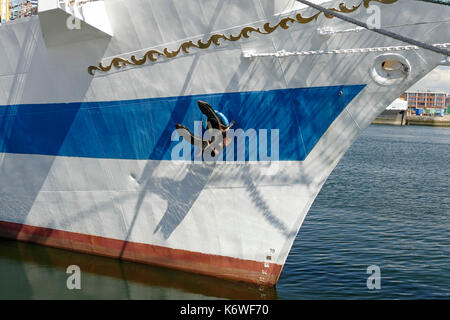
[373,98,408,126]
[0,0,37,23]
[404,90,448,116]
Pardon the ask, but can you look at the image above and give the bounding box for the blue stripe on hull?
[0,85,365,161]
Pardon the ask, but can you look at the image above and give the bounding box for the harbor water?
[0,125,448,300]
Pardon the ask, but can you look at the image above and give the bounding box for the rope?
[294,0,450,57]
[416,0,450,5]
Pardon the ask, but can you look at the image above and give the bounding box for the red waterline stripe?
[0,220,282,286]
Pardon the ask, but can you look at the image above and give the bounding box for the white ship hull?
[0,0,448,285]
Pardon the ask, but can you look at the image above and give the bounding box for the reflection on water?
[0,239,277,300]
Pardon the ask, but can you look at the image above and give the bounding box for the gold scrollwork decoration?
[87,0,398,75]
